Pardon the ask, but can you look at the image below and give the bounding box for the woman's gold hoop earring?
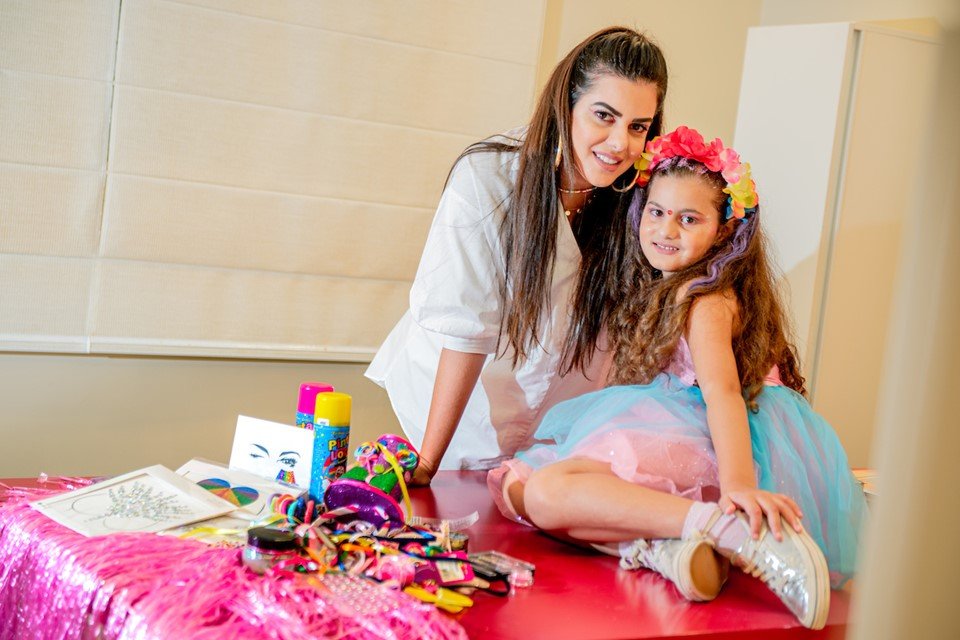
[554,143,562,169]
[611,165,640,192]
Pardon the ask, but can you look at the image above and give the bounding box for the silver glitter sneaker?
[722,512,830,629]
[618,537,728,602]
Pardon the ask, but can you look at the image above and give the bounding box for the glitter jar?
[242,527,299,574]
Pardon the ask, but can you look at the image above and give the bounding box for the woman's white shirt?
[365,142,612,470]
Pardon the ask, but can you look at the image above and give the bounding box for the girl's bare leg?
[511,458,726,598]
[520,458,693,542]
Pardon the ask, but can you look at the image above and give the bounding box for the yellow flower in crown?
[634,150,656,187]
[723,163,758,220]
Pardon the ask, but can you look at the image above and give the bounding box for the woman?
[367,27,669,483]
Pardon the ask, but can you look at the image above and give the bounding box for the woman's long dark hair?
[449,27,669,373]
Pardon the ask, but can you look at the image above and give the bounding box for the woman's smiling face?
[567,74,659,189]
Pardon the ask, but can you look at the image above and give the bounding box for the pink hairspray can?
[296,382,334,429]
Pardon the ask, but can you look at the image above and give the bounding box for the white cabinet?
[733,22,939,465]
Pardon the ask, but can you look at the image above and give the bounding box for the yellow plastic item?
[403,585,474,613]
[313,392,351,426]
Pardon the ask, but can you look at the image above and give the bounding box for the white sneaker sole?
[783,524,830,629]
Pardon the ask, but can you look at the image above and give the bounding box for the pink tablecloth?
[0,480,465,640]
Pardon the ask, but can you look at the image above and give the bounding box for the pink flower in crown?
[645,136,666,159]
[671,126,711,160]
[718,146,743,184]
[701,138,725,172]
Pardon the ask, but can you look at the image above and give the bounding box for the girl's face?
[639,173,726,278]
[568,74,658,189]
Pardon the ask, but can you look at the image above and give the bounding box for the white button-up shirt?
[366,140,612,470]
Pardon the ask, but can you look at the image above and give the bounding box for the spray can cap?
[314,392,351,426]
[298,382,334,414]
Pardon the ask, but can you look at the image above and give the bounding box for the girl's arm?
[409,347,487,485]
[687,292,803,540]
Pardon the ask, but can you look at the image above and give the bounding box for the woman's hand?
[408,456,437,487]
[720,486,804,541]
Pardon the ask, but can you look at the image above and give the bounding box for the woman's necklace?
[559,185,595,195]
[560,187,595,218]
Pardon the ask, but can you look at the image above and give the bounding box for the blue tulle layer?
[517,375,868,587]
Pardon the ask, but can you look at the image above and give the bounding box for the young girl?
[366,28,669,483]
[490,126,868,630]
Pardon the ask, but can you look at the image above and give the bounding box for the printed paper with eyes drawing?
[228,415,314,490]
[30,465,236,537]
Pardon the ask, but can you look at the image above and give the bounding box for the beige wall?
[0,354,399,477]
[0,0,545,476]
[733,22,940,467]
[1,0,543,361]
[761,0,958,28]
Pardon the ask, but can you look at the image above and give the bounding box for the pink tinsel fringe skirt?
[0,492,466,640]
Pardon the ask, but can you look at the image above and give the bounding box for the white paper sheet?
[30,465,236,537]
[228,415,314,490]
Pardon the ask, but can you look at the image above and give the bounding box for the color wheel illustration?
[196,478,259,507]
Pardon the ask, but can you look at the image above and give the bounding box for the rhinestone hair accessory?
[635,126,759,220]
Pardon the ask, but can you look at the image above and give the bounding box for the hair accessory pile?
[635,126,759,220]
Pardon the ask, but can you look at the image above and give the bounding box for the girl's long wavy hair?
[448,27,668,373]
[611,157,806,406]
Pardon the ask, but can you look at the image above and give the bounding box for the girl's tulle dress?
[489,339,868,588]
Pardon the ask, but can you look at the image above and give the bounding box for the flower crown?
[634,126,758,220]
